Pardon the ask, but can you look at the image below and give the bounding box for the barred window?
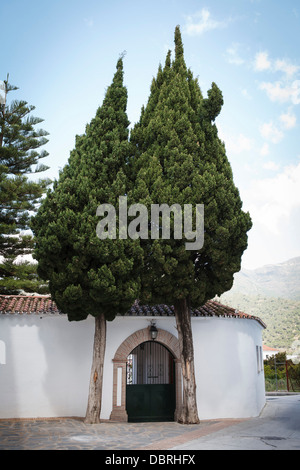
[256,345,263,373]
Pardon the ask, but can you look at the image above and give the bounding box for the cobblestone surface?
[0,418,244,450]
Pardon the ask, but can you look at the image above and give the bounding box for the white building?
[0,295,266,421]
[263,345,280,361]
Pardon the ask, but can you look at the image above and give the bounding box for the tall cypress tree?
[32,58,143,423]
[0,75,50,293]
[129,26,252,423]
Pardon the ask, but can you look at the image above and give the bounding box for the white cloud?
[275,59,300,78]
[260,142,270,156]
[259,121,284,144]
[280,109,297,129]
[262,161,279,171]
[225,44,244,65]
[259,111,296,150]
[259,80,300,105]
[245,161,300,235]
[223,133,253,155]
[254,52,299,78]
[241,88,252,100]
[254,52,271,71]
[184,9,229,36]
[253,52,300,107]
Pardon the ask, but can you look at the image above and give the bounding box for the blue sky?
[1,0,299,270]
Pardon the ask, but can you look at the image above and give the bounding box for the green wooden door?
[126,383,175,422]
[126,341,176,422]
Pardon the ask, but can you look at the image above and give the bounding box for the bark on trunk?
[0,79,7,149]
[174,297,200,424]
[84,313,106,424]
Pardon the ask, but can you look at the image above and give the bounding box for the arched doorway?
[110,327,182,422]
[126,341,175,422]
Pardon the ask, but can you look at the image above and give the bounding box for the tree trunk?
[84,313,106,424]
[0,78,7,149]
[174,297,200,424]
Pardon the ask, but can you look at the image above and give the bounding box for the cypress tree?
[32,58,143,423]
[129,26,252,423]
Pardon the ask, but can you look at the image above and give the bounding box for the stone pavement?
[3,395,298,451]
[0,416,245,450]
[171,395,300,451]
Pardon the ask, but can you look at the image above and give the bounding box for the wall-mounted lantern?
[150,321,158,341]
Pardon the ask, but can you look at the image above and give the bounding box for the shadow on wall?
[0,320,19,419]
[37,315,95,418]
[0,314,95,419]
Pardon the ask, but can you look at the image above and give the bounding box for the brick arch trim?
[110,327,182,422]
[113,327,181,362]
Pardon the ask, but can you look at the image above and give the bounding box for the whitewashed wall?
[192,317,266,419]
[0,315,94,419]
[0,314,265,420]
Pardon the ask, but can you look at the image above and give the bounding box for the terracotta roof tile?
[263,345,279,351]
[0,295,60,315]
[0,295,266,328]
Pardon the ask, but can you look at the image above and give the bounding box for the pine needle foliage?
[129,26,252,423]
[32,58,143,321]
[129,26,252,308]
[0,75,51,293]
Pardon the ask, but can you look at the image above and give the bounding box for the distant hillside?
[219,257,300,352]
[228,257,300,300]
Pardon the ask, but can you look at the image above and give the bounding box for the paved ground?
[0,395,299,451]
[0,416,245,450]
[171,394,300,451]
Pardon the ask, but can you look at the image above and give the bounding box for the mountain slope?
[229,257,300,300]
[219,257,300,351]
